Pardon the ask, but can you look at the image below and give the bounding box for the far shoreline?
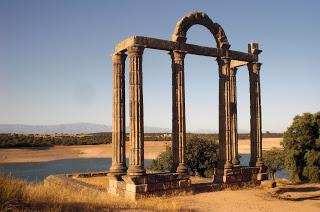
[0,138,282,164]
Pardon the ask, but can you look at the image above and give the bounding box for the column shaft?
[172,50,187,173]
[218,57,233,169]
[171,52,179,172]
[230,67,240,165]
[248,62,264,167]
[127,45,146,176]
[109,53,127,175]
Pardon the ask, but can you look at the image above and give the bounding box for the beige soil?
[75,175,320,212]
[0,138,282,163]
[173,183,320,212]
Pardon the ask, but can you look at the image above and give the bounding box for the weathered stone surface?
[230,60,248,68]
[230,67,240,165]
[178,179,191,188]
[110,12,267,196]
[108,173,191,199]
[115,36,257,62]
[122,175,148,185]
[217,56,233,170]
[171,50,187,173]
[127,45,146,176]
[109,53,127,176]
[172,12,230,49]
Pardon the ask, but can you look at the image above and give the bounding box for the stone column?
[127,45,146,176]
[171,51,179,172]
[172,50,187,173]
[230,67,240,165]
[109,52,127,176]
[217,57,233,170]
[248,62,264,167]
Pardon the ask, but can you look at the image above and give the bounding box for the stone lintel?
[230,60,248,69]
[115,36,257,62]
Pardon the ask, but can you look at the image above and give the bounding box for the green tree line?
[0,132,112,148]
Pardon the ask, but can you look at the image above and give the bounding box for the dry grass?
[0,176,182,211]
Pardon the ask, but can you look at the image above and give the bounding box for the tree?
[282,112,320,182]
[148,145,173,171]
[149,135,218,177]
[263,148,285,181]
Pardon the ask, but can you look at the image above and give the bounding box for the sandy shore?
[0,138,282,163]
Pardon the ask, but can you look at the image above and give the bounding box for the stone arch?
[172,12,230,49]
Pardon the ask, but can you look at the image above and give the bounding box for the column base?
[108,164,127,176]
[127,165,146,176]
[224,160,233,169]
[256,158,264,167]
[176,163,188,173]
[232,158,240,165]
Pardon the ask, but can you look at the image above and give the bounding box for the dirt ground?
[173,183,320,212]
[73,175,320,212]
[0,138,282,163]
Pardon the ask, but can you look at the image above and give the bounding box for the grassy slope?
[0,176,180,211]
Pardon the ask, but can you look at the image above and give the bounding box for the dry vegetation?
[0,175,181,211]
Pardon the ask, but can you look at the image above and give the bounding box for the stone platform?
[108,172,191,200]
[213,166,268,184]
[44,171,267,200]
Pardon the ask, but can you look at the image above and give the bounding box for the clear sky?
[1,0,319,132]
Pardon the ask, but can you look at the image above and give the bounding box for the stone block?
[125,183,148,193]
[146,183,156,192]
[257,172,268,181]
[122,175,148,185]
[163,182,172,190]
[176,173,189,180]
[135,184,148,193]
[156,174,171,182]
[179,179,191,188]
[171,181,179,189]
[147,174,156,183]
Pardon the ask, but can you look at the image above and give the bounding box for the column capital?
[112,52,127,64]
[127,45,144,56]
[230,67,238,77]
[171,50,187,61]
[217,56,231,66]
[217,57,231,77]
[248,62,262,74]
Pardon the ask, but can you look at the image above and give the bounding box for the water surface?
[0,154,288,182]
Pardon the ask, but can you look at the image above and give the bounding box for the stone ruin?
[108,12,268,199]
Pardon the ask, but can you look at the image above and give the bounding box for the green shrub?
[263,148,285,180]
[149,135,218,177]
[282,112,320,182]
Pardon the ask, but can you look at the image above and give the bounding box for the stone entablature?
[115,36,257,62]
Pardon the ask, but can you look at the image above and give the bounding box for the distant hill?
[0,123,171,134]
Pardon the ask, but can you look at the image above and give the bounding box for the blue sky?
[0,0,319,132]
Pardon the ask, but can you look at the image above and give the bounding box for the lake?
[0,154,288,182]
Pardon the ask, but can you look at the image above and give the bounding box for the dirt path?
[174,184,320,212]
